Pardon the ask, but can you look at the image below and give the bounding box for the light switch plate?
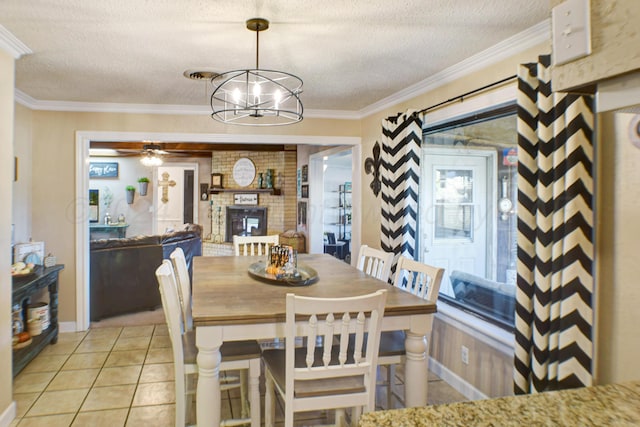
[552,0,591,65]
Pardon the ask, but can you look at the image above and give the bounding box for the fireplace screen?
[226,206,268,242]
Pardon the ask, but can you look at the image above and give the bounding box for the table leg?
[196,326,222,426]
[404,331,428,407]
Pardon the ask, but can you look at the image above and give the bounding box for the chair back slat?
[233,234,280,256]
[170,247,192,332]
[284,290,387,411]
[393,256,445,302]
[356,245,394,282]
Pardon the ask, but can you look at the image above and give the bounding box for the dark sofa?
[90,225,202,321]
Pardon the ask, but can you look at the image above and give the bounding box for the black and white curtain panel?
[514,54,594,394]
[380,111,422,277]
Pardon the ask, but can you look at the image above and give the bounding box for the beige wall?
[1,49,16,422]
[13,103,32,244]
[595,110,640,384]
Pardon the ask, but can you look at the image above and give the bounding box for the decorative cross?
[158,172,176,203]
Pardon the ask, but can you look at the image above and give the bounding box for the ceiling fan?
[89,142,213,160]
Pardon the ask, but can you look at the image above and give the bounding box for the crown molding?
[14,88,361,120]
[357,19,550,119]
[14,91,212,115]
[0,25,32,59]
[14,20,549,120]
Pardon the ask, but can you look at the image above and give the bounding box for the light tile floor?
[11,322,466,426]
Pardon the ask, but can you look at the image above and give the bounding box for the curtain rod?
[414,74,517,117]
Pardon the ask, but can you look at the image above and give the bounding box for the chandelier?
[210,18,303,126]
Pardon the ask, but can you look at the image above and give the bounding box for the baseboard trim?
[0,401,16,427]
[59,321,79,333]
[428,357,488,401]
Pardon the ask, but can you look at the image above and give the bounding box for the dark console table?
[12,264,64,377]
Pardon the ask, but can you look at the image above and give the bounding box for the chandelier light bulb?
[274,89,282,109]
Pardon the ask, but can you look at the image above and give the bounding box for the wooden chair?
[356,245,394,283]
[233,234,280,256]
[155,260,262,427]
[262,290,387,427]
[378,256,444,409]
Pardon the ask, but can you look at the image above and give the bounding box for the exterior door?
[421,148,495,297]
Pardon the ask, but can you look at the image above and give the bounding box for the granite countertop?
[359,381,640,426]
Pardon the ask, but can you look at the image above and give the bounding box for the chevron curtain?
[514,55,594,394]
[380,111,422,276]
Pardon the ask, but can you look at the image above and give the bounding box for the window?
[420,103,517,330]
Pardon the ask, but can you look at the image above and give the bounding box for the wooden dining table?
[192,253,437,426]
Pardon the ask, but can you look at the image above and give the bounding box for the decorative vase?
[126,190,135,204]
[257,173,264,189]
[265,169,273,189]
[139,182,148,196]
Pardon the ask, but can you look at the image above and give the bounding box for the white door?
[154,164,198,234]
[421,148,495,297]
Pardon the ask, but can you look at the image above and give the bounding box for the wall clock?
[232,158,256,187]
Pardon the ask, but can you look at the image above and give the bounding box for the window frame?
[422,98,518,332]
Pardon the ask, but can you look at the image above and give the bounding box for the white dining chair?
[155,260,262,427]
[262,290,387,427]
[378,256,444,409]
[233,234,280,256]
[169,247,193,331]
[356,245,394,283]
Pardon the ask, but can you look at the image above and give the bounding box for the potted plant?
[125,185,136,204]
[137,177,149,196]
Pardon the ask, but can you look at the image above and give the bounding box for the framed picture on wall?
[211,173,223,189]
[301,164,308,183]
[89,162,119,178]
[301,184,309,198]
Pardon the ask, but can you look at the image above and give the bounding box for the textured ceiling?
[2,0,549,114]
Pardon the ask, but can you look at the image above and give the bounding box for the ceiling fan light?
[141,152,163,167]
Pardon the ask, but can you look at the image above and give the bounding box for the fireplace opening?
[226,206,268,242]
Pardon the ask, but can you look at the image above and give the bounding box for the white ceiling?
[1,1,549,118]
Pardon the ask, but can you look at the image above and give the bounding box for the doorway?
[153,164,199,234]
[421,147,496,296]
[75,132,361,331]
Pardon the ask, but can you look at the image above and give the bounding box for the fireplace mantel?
[209,188,281,195]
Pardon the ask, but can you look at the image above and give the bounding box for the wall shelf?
[209,188,281,195]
